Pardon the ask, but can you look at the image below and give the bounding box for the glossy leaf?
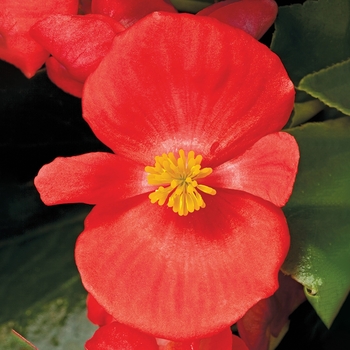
[287,99,325,128]
[299,58,350,116]
[283,117,350,327]
[271,0,350,86]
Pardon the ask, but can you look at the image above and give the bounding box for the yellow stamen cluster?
[145,149,216,216]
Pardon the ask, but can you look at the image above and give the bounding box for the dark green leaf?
[299,58,350,116]
[0,204,95,349]
[271,0,350,86]
[283,118,350,327]
[287,99,325,127]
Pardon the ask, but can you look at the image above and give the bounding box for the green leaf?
[0,203,96,349]
[283,118,350,328]
[287,99,325,128]
[299,58,350,116]
[271,0,350,86]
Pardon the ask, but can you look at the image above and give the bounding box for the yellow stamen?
[145,150,216,216]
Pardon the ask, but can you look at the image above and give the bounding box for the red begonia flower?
[197,0,277,39]
[236,273,306,350]
[0,0,78,78]
[30,14,124,97]
[91,0,177,28]
[35,12,298,339]
[86,294,238,349]
[85,322,239,350]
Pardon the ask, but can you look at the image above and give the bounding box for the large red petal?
[85,322,159,350]
[75,190,290,340]
[203,132,299,207]
[197,0,278,40]
[0,0,78,78]
[34,152,149,205]
[91,0,177,28]
[30,14,124,83]
[83,12,294,168]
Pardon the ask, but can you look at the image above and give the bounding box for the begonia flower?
[86,294,245,349]
[30,14,125,97]
[35,12,299,340]
[197,0,278,39]
[85,322,243,350]
[236,272,306,350]
[30,0,176,97]
[29,0,276,97]
[0,0,78,78]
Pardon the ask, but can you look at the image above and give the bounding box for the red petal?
[236,273,305,350]
[87,293,115,326]
[31,14,124,83]
[45,57,84,97]
[198,328,233,350]
[83,12,294,168]
[231,335,249,350]
[85,322,159,350]
[92,0,177,28]
[34,152,149,205]
[197,0,278,39]
[158,328,233,349]
[203,132,299,207]
[0,0,78,78]
[75,190,290,340]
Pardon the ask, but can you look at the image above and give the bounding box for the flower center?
[145,149,216,216]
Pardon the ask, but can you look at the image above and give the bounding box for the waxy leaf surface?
[271,0,350,86]
[299,58,350,116]
[283,118,350,327]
